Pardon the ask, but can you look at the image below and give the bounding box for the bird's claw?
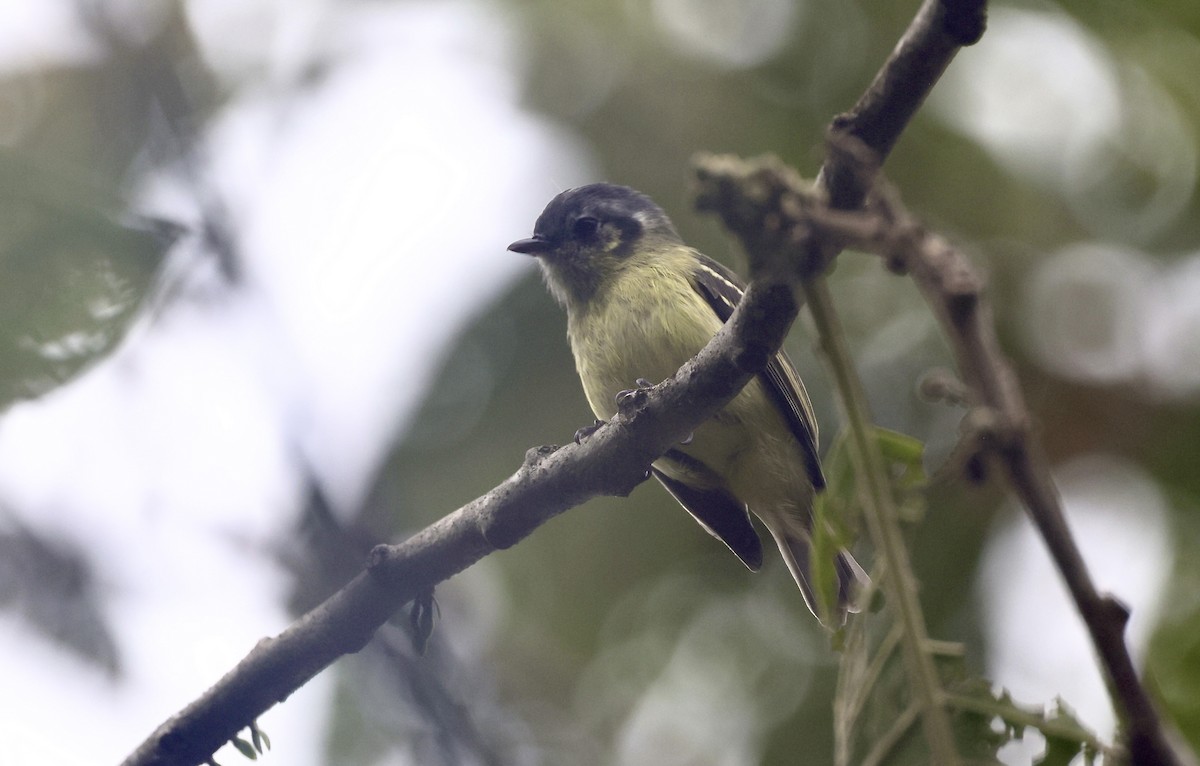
[615,378,655,411]
[410,588,437,655]
[574,419,606,444]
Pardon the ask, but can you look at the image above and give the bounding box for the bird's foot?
[615,378,655,411]
[574,419,606,444]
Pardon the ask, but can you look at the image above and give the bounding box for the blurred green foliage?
[3,0,1200,763]
[377,0,1200,763]
[0,154,167,408]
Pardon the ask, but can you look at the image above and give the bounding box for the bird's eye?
[572,216,600,239]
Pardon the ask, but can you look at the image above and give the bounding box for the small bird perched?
[509,183,863,626]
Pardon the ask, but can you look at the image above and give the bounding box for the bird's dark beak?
[508,236,550,255]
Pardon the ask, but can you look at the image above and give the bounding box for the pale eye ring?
[572,216,600,239]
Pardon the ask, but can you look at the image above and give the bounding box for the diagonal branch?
[805,185,1184,766]
[822,0,986,217]
[121,259,806,766]
[692,2,988,761]
[689,15,1184,766]
[693,156,961,764]
[122,2,991,764]
[704,146,1183,763]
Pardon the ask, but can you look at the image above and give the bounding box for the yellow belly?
[567,261,724,422]
[566,263,810,517]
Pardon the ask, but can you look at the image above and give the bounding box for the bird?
[509,183,864,626]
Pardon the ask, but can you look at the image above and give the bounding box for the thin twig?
[806,277,959,763]
[860,701,923,766]
[692,155,960,760]
[805,184,1184,766]
[842,624,904,740]
[821,0,987,221]
[692,3,990,758]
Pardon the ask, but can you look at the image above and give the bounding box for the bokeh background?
[0,1,1198,764]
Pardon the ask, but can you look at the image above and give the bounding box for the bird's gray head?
[508,183,682,307]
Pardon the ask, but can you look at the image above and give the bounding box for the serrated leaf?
[943,682,1108,765]
[835,572,1111,764]
[814,426,928,540]
[1038,735,1088,766]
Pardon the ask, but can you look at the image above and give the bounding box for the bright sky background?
[0,1,589,763]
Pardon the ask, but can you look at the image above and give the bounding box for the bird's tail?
[767,525,868,628]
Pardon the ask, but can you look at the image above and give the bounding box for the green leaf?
[875,428,928,523]
[815,426,928,538]
[0,163,169,411]
[875,428,924,471]
[946,682,1107,765]
[825,428,1112,766]
[1147,508,1200,757]
[836,613,1112,765]
[811,426,929,618]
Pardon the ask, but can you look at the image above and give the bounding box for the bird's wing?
[652,451,763,571]
[689,253,826,490]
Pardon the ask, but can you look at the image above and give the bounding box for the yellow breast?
[567,254,721,420]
